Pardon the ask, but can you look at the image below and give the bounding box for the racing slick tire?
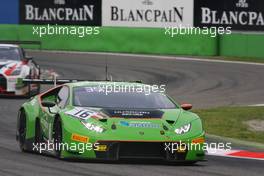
[18,110,27,152]
[17,109,41,153]
[17,109,36,152]
[54,117,63,159]
[34,119,42,153]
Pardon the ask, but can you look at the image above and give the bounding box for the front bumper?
[0,74,28,95]
[61,140,205,162]
[61,118,205,162]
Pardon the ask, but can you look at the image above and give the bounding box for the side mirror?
[25,56,33,60]
[41,101,56,108]
[22,56,33,64]
[181,103,192,111]
[41,101,57,114]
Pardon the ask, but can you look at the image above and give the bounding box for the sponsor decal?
[82,122,104,133]
[102,109,164,118]
[120,121,160,128]
[175,123,191,135]
[94,144,108,151]
[19,0,102,25]
[71,133,89,143]
[65,107,97,120]
[194,0,264,31]
[177,147,187,153]
[114,110,150,116]
[102,0,194,28]
[236,0,249,8]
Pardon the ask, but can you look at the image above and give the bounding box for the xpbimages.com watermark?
[164,141,232,154]
[33,141,100,154]
[32,24,100,37]
[84,83,166,96]
[164,25,232,38]
[32,141,232,154]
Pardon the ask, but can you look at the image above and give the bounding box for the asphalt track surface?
[0,51,263,176]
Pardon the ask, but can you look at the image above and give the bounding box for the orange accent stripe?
[192,137,205,144]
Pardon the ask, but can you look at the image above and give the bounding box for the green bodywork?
[18,81,205,162]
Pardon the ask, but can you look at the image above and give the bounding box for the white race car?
[0,44,40,97]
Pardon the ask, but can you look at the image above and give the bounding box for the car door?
[38,86,65,140]
[39,86,60,141]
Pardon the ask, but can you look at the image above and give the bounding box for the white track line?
[248,104,264,107]
[207,148,238,156]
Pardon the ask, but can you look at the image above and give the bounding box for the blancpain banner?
[102,0,194,28]
[194,0,264,31]
[20,0,102,26]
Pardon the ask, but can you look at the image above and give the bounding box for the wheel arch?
[18,102,40,140]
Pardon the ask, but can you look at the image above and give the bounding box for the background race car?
[0,44,40,97]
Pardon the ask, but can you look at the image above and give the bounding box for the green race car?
[16,80,205,163]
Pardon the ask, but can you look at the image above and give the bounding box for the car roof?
[0,44,19,48]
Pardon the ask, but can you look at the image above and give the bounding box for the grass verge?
[193,106,264,144]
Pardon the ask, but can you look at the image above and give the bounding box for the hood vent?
[99,119,107,123]
[166,120,175,125]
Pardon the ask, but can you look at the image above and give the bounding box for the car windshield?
[73,86,177,109]
[0,47,21,61]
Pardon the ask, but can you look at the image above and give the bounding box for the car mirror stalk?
[41,101,57,114]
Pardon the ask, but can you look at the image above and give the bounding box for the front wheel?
[18,110,27,152]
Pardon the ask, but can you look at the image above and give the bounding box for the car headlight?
[11,68,22,76]
[175,123,191,134]
[82,122,104,133]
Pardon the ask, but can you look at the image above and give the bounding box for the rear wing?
[22,78,142,86]
[0,40,42,50]
[22,78,84,86]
